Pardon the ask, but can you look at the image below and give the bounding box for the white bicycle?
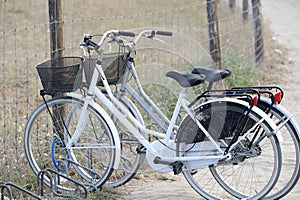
[24,29,283,199]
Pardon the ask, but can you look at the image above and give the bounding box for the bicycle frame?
[115,58,226,153]
[117,58,172,132]
[61,29,283,173]
[64,52,280,172]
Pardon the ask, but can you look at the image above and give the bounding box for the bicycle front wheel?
[24,96,117,191]
[106,96,145,187]
[176,100,282,199]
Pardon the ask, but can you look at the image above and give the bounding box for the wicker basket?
[83,53,128,86]
[36,57,83,94]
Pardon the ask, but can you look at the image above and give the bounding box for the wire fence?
[0,0,262,195]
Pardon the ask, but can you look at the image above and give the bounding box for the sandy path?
[116,1,300,199]
[263,0,300,118]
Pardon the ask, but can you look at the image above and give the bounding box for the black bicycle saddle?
[192,68,231,83]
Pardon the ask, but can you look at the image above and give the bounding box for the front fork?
[65,95,93,149]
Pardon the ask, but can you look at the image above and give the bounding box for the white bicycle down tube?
[94,64,168,156]
[94,87,164,151]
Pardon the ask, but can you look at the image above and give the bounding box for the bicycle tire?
[176,99,282,199]
[256,98,300,199]
[210,98,300,199]
[24,96,117,191]
[106,96,146,187]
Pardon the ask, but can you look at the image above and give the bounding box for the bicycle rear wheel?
[24,96,117,191]
[176,100,282,199]
[257,98,300,199]
[211,98,300,199]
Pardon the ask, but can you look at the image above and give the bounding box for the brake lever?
[152,37,166,44]
[107,40,113,52]
[79,43,87,56]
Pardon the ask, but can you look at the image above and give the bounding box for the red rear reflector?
[250,95,258,106]
[274,91,282,104]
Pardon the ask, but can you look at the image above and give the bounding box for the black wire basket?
[83,52,128,87]
[36,57,84,95]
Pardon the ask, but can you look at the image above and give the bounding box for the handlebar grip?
[156,31,173,36]
[85,39,100,49]
[118,31,136,37]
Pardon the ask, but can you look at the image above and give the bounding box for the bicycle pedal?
[136,144,146,154]
[171,161,183,175]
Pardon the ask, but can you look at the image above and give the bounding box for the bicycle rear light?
[273,91,282,104]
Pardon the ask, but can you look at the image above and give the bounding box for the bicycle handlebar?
[84,37,100,50]
[133,29,172,44]
[81,29,173,53]
[156,30,173,36]
[118,31,136,37]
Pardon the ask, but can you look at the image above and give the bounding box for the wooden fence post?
[48,0,65,138]
[206,0,222,69]
[251,0,264,64]
[48,0,64,59]
[243,0,249,21]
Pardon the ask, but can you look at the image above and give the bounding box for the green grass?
[223,53,258,88]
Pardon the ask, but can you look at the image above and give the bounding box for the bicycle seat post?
[207,81,214,91]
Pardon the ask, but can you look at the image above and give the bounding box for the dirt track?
[116,1,300,199]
